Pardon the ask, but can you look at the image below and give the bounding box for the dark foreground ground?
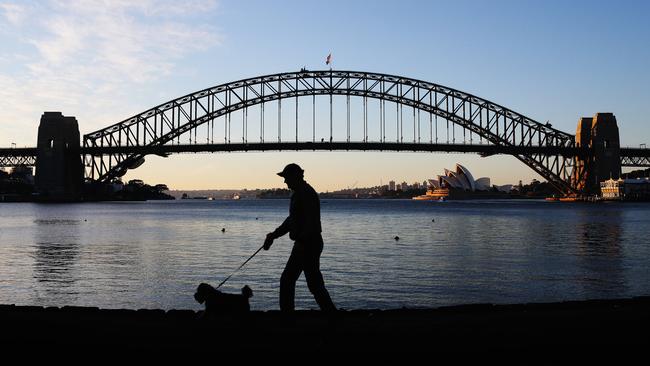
[2,297,649,360]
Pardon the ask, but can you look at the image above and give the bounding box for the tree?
[154,184,169,193]
[128,179,144,187]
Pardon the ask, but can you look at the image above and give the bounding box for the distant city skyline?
[1,0,649,190]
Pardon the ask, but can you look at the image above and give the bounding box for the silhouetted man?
[263,163,337,312]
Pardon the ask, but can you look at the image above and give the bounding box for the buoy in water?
[394,236,400,241]
[221,228,226,233]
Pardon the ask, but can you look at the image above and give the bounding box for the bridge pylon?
[573,113,621,195]
[35,112,84,201]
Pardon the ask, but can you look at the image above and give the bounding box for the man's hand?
[263,233,275,250]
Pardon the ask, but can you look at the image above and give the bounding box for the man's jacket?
[272,181,322,241]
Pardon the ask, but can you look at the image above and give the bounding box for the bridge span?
[1,70,649,200]
[3,144,648,165]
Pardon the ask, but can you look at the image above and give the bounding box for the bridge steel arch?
[83,70,580,193]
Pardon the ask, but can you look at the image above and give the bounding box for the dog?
[194,283,253,316]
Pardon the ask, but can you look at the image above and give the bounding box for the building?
[388,180,396,191]
[495,184,513,193]
[428,164,490,191]
[400,182,409,191]
[414,164,496,200]
[600,178,650,201]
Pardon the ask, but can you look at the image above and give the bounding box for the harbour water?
[0,199,649,311]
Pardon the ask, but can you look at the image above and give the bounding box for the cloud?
[0,2,26,25]
[29,0,222,81]
[0,0,222,144]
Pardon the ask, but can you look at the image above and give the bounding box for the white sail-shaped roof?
[449,171,470,190]
[475,177,491,190]
[440,175,462,189]
[428,164,489,192]
[442,169,462,189]
[428,179,440,189]
[456,164,476,191]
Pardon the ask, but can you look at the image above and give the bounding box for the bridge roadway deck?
[0,147,37,155]
[80,142,588,156]
[1,297,648,358]
[2,144,649,164]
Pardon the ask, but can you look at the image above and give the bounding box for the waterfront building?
[435,164,490,191]
[414,164,495,200]
[600,178,650,201]
[495,184,513,193]
[389,180,396,191]
[476,177,491,190]
[601,178,623,200]
[401,182,409,191]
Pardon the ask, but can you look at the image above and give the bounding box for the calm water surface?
[0,199,648,311]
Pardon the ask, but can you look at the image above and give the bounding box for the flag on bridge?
[326,53,332,65]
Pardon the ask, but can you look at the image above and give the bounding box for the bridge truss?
[0,148,37,168]
[620,148,650,167]
[83,70,583,193]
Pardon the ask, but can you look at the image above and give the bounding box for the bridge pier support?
[35,112,83,201]
[573,113,621,195]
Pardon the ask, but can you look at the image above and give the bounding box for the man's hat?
[277,163,304,177]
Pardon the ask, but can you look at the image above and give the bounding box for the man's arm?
[271,216,291,239]
[264,216,291,250]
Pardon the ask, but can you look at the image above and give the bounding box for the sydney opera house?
[414,164,493,200]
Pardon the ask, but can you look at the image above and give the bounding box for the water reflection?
[32,218,81,298]
[575,213,622,256]
[574,207,625,297]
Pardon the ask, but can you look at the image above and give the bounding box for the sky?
[1,0,649,191]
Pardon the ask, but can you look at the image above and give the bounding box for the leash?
[216,245,264,289]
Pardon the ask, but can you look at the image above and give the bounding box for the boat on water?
[413,187,513,201]
[412,188,449,200]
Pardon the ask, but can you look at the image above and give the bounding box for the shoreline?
[2,296,648,356]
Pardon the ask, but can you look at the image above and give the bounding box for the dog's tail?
[241,285,253,299]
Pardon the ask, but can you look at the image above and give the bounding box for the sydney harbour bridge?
[1,70,649,200]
